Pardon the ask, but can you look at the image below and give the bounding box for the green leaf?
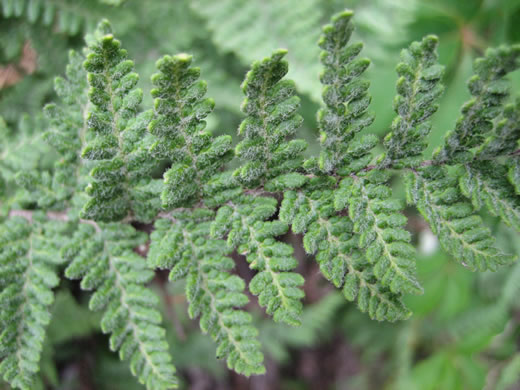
[405,166,515,271]
[280,182,411,322]
[338,172,423,295]
[434,44,520,163]
[81,21,158,222]
[379,35,444,168]
[0,216,71,390]
[0,0,132,34]
[211,196,305,326]
[150,213,265,375]
[63,223,178,389]
[496,354,520,390]
[316,10,375,173]
[460,161,520,232]
[190,0,323,101]
[40,50,89,210]
[149,54,233,208]
[233,50,307,187]
[475,99,520,159]
[508,157,520,194]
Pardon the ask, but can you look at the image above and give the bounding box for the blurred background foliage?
[1,0,520,389]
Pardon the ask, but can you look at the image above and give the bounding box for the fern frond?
[3,7,520,387]
[433,44,520,163]
[0,0,129,35]
[190,0,322,101]
[13,50,92,213]
[212,196,305,326]
[44,50,87,159]
[62,222,178,389]
[460,161,520,232]
[336,171,422,295]
[314,10,374,174]
[475,99,520,159]
[1,114,59,210]
[405,166,515,271]
[81,21,159,222]
[187,248,265,376]
[21,50,90,211]
[148,209,215,279]
[0,216,70,390]
[149,54,233,208]
[279,178,411,321]
[379,35,444,168]
[0,114,52,185]
[233,49,307,187]
[149,213,265,375]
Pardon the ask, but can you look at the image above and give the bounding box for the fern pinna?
[1,9,519,389]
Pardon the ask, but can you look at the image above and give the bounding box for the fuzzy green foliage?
[44,49,87,163]
[149,211,264,375]
[313,10,374,174]
[149,54,233,208]
[379,35,444,168]
[405,166,514,271]
[397,41,520,275]
[280,177,411,322]
[509,157,520,194]
[460,161,520,232]
[496,354,520,390]
[1,8,520,390]
[81,23,159,222]
[0,114,51,179]
[32,50,90,210]
[337,171,422,296]
[63,222,178,389]
[212,196,304,326]
[233,49,307,187]
[0,216,71,389]
[259,292,344,362]
[0,113,55,213]
[475,99,520,159]
[433,44,520,163]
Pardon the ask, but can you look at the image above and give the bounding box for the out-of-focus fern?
[259,292,344,362]
[1,0,130,35]
[19,50,90,211]
[190,0,323,101]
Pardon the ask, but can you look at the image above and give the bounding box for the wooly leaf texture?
[1,9,519,390]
